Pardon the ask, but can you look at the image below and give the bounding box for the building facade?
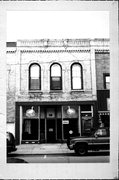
[95,50,110,128]
[6,39,109,145]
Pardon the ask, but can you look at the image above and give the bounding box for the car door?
[92,128,110,150]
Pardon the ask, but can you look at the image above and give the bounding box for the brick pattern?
[95,53,110,90]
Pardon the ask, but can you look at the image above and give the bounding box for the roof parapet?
[16,39,109,48]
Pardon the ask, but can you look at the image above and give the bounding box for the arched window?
[29,63,41,90]
[71,63,83,90]
[50,63,62,90]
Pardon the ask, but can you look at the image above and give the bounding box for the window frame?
[71,63,83,90]
[50,63,62,90]
[29,63,41,91]
[103,73,110,89]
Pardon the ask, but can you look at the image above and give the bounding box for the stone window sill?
[29,90,43,94]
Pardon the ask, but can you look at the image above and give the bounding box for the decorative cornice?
[95,49,110,53]
[17,39,109,47]
[6,50,16,53]
[6,49,110,54]
[6,39,110,53]
[20,49,90,53]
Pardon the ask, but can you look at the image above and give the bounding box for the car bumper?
[67,143,74,150]
[7,145,17,153]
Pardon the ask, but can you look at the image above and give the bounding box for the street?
[7,151,109,163]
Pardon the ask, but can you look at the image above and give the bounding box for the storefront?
[15,101,97,145]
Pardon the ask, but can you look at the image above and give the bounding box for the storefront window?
[22,106,39,141]
[63,106,78,139]
[81,105,93,136]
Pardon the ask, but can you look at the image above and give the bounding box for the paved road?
[7,151,109,163]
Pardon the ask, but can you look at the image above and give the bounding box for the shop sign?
[63,106,78,118]
[63,120,69,124]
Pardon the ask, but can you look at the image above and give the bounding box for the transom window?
[71,63,83,90]
[50,63,62,90]
[29,63,41,90]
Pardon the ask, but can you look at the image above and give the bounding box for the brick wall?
[7,53,16,123]
[95,52,110,90]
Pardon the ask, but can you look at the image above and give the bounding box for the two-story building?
[95,45,110,128]
[6,39,109,145]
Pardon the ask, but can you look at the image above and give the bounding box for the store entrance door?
[22,118,38,141]
[47,119,56,143]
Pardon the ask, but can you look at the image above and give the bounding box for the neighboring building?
[6,39,109,145]
[95,46,110,128]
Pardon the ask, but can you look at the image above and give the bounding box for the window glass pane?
[50,64,62,90]
[105,76,110,89]
[31,65,39,78]
[51,64,61,76]
[106,76,110,83]
[30,79,40,89]
[30,64,40,90]
[72,64,82,90]
[72,77,81,89]
[51,77,61,90]
[72,64,81,77]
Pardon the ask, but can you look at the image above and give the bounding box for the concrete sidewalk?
[11,143,71,155]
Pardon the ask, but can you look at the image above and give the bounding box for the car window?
[95,129,107,137]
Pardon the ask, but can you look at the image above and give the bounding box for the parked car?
[7,132,17,153]
[67,127,110,155]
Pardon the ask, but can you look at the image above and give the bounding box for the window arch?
[71,63,83,90]
[29,63,41,90]
[50,63,62,90]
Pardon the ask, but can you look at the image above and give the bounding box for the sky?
[7,11,109,41]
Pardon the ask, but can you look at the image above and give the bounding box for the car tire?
[74,145,87,156]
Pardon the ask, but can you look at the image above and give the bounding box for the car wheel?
[75,145,87,156]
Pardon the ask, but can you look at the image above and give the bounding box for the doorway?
[47,119,56,143]
[22,119,38,141]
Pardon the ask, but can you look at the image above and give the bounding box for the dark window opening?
[81,105,91,111]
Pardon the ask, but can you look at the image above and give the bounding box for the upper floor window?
[71,63,83,90]
[107,98,110,111]
[29,63,41,90]
[104,74,110,89]
[50,63,62,90]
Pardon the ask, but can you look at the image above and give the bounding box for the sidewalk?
[12,143,71,155]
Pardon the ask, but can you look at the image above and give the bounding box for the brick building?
[6,39,109,145]
[95,49,110,128]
